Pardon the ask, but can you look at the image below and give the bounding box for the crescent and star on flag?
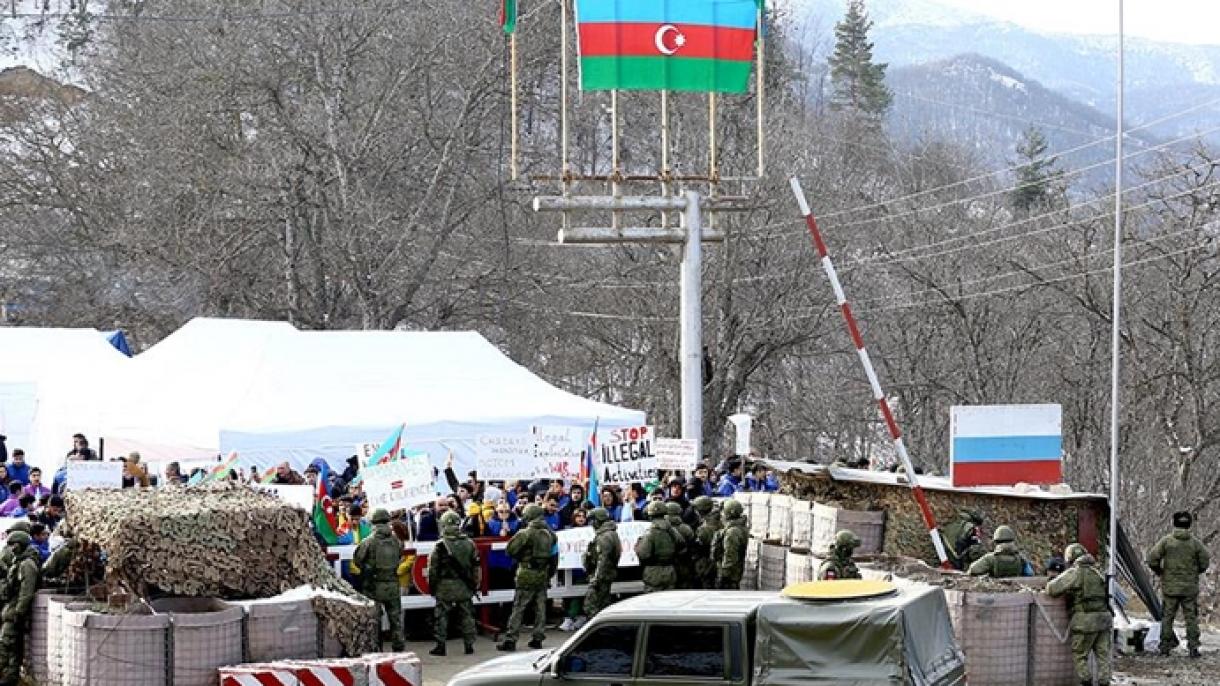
[654,24,687,55]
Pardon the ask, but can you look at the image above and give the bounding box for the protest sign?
[363,454,434,511]
[533,425,584,480]
[598,425,658,485]
[655,438,699,471]
[555,521,651,569]
[252,484,315,511]
[66,460,123,489]
[476,433,536,480]
[729,413,752,455]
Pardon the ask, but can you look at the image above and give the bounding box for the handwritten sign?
[363,454,434,511]
[66,461,123,489]
[476,434,536,480]
[655,438,699,471]
[533,425,584,480]
[598,425,658,485]
[555,521,652,569]
[252,484,315,511]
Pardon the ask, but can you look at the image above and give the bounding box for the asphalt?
[409,630,567,686]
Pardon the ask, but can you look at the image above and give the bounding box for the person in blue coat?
[745,464,779,492]
[716,461,744,496]
[6,449,30,486]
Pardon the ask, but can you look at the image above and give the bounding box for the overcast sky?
[934,0,1219,45]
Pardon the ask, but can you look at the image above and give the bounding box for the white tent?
[72,318,645,475]
[0,327,130,470]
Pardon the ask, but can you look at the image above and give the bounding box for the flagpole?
[611,89,621,232]
[560,0,571,230]
[755,3,765,178]
[661,90,671,227]
[1107,0,1124,657]
[510,31,519,181]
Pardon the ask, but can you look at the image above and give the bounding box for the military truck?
[448,585,966,685]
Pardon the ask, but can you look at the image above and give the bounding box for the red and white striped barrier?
[219,653,421,686]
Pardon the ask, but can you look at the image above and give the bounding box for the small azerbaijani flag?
[312,459,343,545]
[192,451,239,485]
[582,418,601,507]
[347,423,406,488]
[574,0,758,93]
[500,0,518,35]
[258,466,278,484]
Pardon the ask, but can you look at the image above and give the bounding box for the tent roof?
[0,326,128,383]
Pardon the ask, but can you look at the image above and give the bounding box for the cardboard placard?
[598,425,658,485]
[253,484,315,511]
[555,521,651,569]
[362,454,435,511]
[66,460,123,489]
[475,433,536,481]
[655,438,699,471]
[533,425,584,480]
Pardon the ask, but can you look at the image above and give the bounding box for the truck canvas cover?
[753,584,967,686]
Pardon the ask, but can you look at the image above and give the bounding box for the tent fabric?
[753,585,967,686]
[76,318,645,475]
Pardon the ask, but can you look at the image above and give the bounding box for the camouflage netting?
[858,554,1050,593]
[781,469,1109,570]
[63,482,378,655]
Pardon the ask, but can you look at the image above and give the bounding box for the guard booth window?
[562,624,637,676]
[643,624,728,679]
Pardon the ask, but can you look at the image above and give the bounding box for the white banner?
[655,438,699,471]
[363,454,435,511]
[252,484,315,511]
[729,413,752,456]
[598,425,658,485]
[533,425,584,480]
[66,460,123,489]
[476,433,536,481]
[555,521,652,569]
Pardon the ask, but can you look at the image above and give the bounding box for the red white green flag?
[500,0,518,35]
[575,0,758,93]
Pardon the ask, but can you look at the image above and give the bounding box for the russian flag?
[950,405,1063,487]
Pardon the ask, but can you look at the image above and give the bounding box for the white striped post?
[789,177,952,569]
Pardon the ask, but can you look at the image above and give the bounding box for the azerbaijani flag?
[582,418,601,506]
[312,459,343,545]
[193,451,238,485]
[575,0,758,93]
[500,0,518,35]
[348,423,406,488]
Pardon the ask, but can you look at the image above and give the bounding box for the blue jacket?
[487,516,520,537]
[6,462,29,486]
[746,474,779,492]
[33,538,50,562]
[53,466,68,495]
[604,504,622,521]
[716,475,742,496]
[543,511,561,531]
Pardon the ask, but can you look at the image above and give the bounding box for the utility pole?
[534,193,731,450]
[1108,0,1125,653]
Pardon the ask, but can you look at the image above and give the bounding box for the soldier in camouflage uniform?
[427,510,480,656]
[665,501,696,589]
[39,524,80,589]
[817,530,862,580]
[0,522,30,581]
[583,508,621,619]
[635,501,682,592]
[1047,543,1111,686]
[693,497,721,589]
[498,504,558,652]
[0,531,40,686]
[353,509,405,651]
[1146,511,1211,658]
[712,500,749,589]
[968,525,1028,578]
[940,509,986,571]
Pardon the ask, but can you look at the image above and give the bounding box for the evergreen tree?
[1010,126,1062,212]
[828,0,892,119]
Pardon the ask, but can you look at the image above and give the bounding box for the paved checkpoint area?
[405,630,566,686]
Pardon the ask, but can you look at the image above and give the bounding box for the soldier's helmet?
[370,509,391,524]
[589,507,611,525]
[6,531,31,547]
[646,501,667,519]
[992,525,1016,544]
[693,496,714,514]
[439,510,462,527]
[962,509,984,525]
[664,501,682,516]
[1064,543,1088,565]
[722,499,744,519]
[522,504,545,521]
[6,520,30,534]
[834,529,862,549]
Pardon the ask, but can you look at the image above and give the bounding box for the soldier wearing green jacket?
[0,522,30,581]
[665,501,696,589]
[968,525,1028,578]
[498,504,557,652]
[693,498,722,589]
[427,510,480,656]
[1047,544,1111,686]
[0,531,40,686]
[713,500,749,589]
[635,501,682,592]
[583,508,621,618]
[817,530,862,580]
[353,509,405,651]
[940,509,986,571]
[1146,511,1211,658]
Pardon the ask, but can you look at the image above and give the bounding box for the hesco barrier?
[759,542,787,591]
[1031,593,1076,685]
[811,503,885,555]
[944,589,1076,686]
[742,538,761,590]
[748,492,771,539]
[789,500,813,552]
[26,591,81,685]
[766,494,793,544]
[231,597,320,663]
[150,598,245,686]
[784,550,812,586]
[47,594,83,685]
[61,602,172,686]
